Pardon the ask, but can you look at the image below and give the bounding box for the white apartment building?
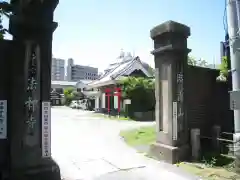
[67,58,98,81]
[51,58,65,81]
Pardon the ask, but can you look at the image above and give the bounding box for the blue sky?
[3,0,226,71]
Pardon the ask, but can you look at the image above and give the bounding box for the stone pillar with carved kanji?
[149,21,191,164]
[8,1,60,179]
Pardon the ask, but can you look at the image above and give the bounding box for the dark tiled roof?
[88,56,152,87]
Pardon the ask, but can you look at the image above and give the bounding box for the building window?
[55,88,63,94]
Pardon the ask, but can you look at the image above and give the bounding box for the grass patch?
[176,161,239,180]
[120,125,240,179]
[91,113,132,121]
[120,126,156,146]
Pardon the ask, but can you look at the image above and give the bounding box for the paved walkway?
[51,107,200,180]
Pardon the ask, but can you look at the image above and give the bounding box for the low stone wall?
[96,108,155,121]
[133,110,155,121]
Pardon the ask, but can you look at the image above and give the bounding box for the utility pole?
[236,0,240,27]
[227,0,240,169]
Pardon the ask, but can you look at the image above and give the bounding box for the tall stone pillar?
[8,1,61,179]
[150,21,191,164]
[0,40,12,177]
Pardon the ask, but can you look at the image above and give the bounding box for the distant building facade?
[51,80,92,94]
[67,58,98,81]
[88,54,153,113]
[51,58,65,81]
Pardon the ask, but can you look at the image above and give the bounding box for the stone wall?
[186,65,233,136]
[133,111,155,121]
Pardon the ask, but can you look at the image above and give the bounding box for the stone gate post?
[150,21,191,163]
[8,1,61,179]
[0,40,12,178]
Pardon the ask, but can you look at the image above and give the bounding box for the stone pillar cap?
[150,20,190,39]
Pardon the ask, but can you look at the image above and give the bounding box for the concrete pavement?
[51,107,200,180]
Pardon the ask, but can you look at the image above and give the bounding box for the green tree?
[198,58,208,67]
[64,87,74,96]
[119,77,154,98]
[147,66,155,76]
[188,56,208,67]
[72,90,84,100]
[216,56,228,82]
[0,16,4,39]
[64,87,75,105]
[118,77,155,114]
[219,56,228,77]
[0,1,11,39]
[64,87,85,105]
[188,56,198,66]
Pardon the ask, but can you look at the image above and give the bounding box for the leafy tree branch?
[188,56,208,67]
[217,56,228,82]
[0,1,12,39]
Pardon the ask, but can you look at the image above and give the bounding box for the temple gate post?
[150,21,191,163]
[8,0,61,179]
[0,40,12,178]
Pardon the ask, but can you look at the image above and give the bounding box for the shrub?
[118,77,155,115]
[63,87,86,106]
[64,87,75,105]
